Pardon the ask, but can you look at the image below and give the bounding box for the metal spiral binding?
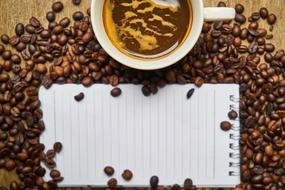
[229,94,240,177]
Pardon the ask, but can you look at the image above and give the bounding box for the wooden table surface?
[0,0,285,189]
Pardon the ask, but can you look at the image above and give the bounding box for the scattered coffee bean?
[150,176,159,188]
[74,92,84,102]
[228,110,238,120]
[59,17,70,28]
[50,169,61,178]
[1,34,9,44]
[111,87,122,97]
[171,184,180,190]
[183,178,193,190]
[107,178,117,189]
[52,1,64,13]
[186,88,195,99]
[260,7,268,19]
[53,142,62,153]
[104,166,114,176]
[15,23,25,36]
[46,11,56,22]
[267,13,277,25]
[235,4,244,14]
[73,11,84,21]
[5,160,16,171]
[46,149,56,159]
[235,14,246,24]
[122,169,133,181]
[220,121,232,131]
[72,0,81,6]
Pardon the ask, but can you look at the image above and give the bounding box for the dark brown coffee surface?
[103,0,192,59]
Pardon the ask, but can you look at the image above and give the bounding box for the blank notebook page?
[39,84,240,188]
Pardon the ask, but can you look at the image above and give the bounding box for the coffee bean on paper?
[228,110,238,120]
[186,88,195,99]
[74,92,84,102]
[104,166,114,176]
[183,178,193,190]
[107,178,117,189]
[122,169,133,181]
[111,87,122,97]
[53,142,62,153]
[220,121,232,131]
[150,176,159,188]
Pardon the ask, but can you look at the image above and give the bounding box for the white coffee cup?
[91,0,235,70]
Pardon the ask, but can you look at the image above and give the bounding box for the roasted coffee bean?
[171,184,180,190]
[111,87,122,97]
[0,44,4,55]
[235,4,244,14]
[74,92,84,102]
[25,24,36,34]
[228,110,238,120]
[107,178,117,189]
[10,181,19,190]
[150,176,159,188]
[104,166,114,176]
[59,17,70,28]
[260,7,268,19]
[142,86,151,97]
[1,34,9,44]
[73,11,84,21]
[72,0,81,6]
[122,169,133,181]
[9,36,20,46]
[5,160,16,171]
[30,17,41,28]
[50,169,61,178]
[2,50,12,60]
[40,30,51,39]
[264,43,275,52]
[232,25,241,37]
[46,149,56,159]
[82,76,93,87]
[235,14,246,24]
[194,76,204,87]
[217,2,226,7]
[183,178,193,190]
[251,12,260,20]
[52,1,64,13]
[186,88,195,99]
[46,11,56,22]
[267,13,277,24]
[11,54,21,64]
[53,142,62,153]
[15,23,25,36]
[220,121,232,131]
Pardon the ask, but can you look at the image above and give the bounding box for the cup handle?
[204,7,236,21]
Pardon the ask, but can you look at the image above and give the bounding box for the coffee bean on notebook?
[107,178,117,189]
[220,121,232,131]
[53,142,62,153]
[150,176,159,188]
[228,110,238,120]
[50,169,61,178]
[74,92,84,102]
[171,184,181,190]
[122,169,133,181]
[104,166,114,176]
[111,87,122,97]
[183,178,193,190]
[46,149,56,159]
[186,88,195,99]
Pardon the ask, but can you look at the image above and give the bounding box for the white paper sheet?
[39,84,240,187]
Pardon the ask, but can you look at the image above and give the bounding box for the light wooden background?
[0,0,285,189]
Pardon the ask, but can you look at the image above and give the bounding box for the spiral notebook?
[39,84,240,188]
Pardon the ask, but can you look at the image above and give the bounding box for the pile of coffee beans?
[0,0,284,189]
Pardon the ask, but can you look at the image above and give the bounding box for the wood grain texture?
[0,0,285,189]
